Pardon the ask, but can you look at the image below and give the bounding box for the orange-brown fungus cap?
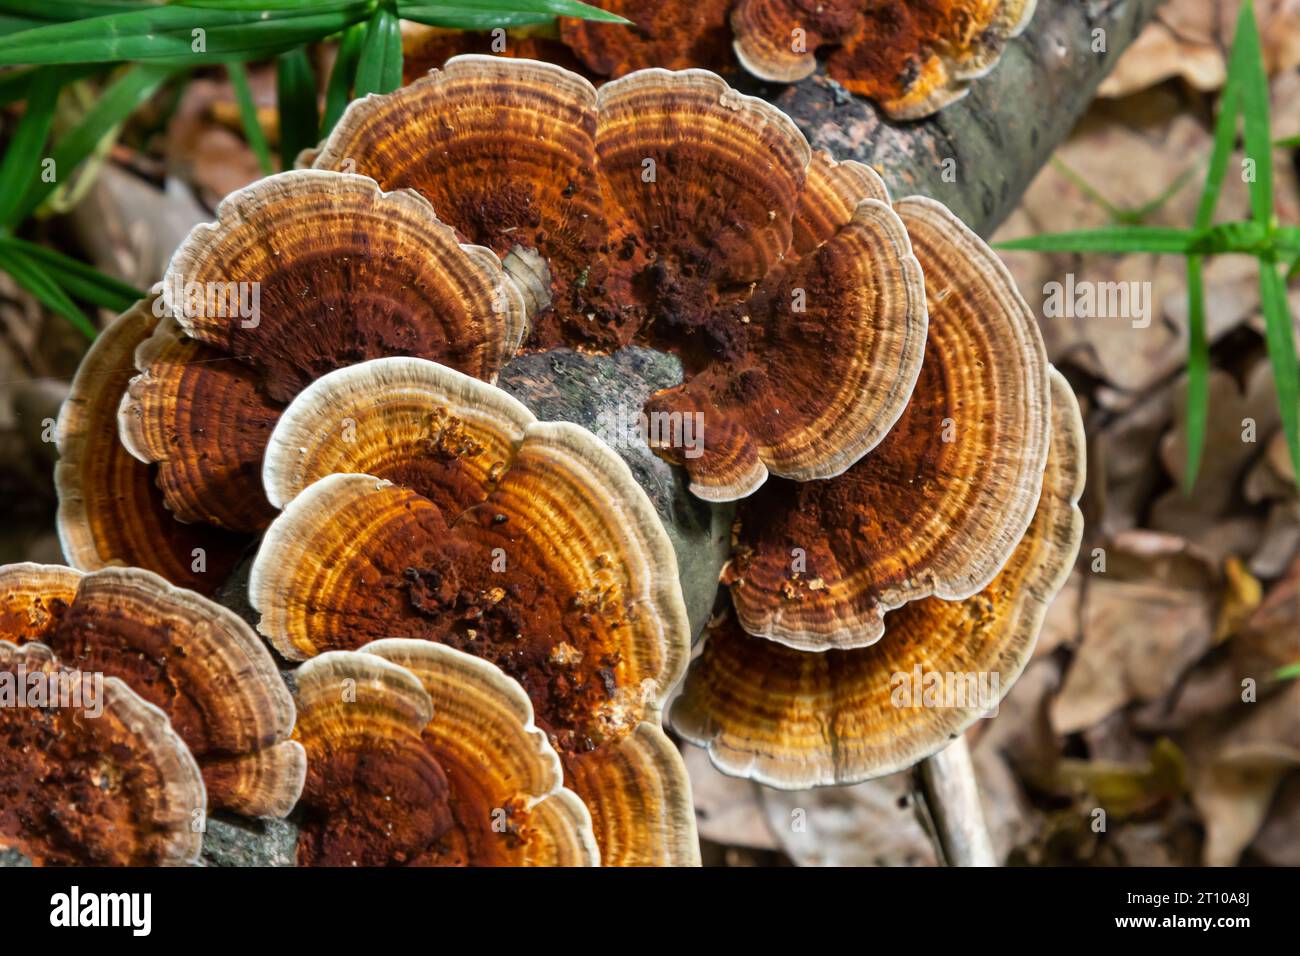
[313,56,927,501]
[673,367,1084,786]
[291,646,597,865]
[55,300,247,594]
[118,170,526,532]
[733,0,1036,119]
[0,563,303,817]
[559,0,736,77]
[401,23,584,84]
[725,196,1050,650]
[0,641,205,865]
[251,357,698,864]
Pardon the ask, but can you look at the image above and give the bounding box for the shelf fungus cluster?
[0,563,301,865]
[406,1,1035,119]
[35,56,1085,864]
[250,357,698,865]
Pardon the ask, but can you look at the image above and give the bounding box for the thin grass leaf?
[228,61,273,174]
[276,46,318,169]
[0,1,153,18]
[15,63,176,223]
[398,0,629,23]
[0,244,97,338]
[1277,661,1300,681]
[0,236,142,311]
[321,20,363,137]
[994,226,1197,255]
[0,64,102,106]
[0,68,60,228]
[399,8,555,28]
[354,6,401,98]
[0,3,372,65]
[1183,256,1209,492]
[1233,1,1274,229]
[1259,257,1300,485]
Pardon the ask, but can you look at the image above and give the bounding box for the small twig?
[916,735,996,867]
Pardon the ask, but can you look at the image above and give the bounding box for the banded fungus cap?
[731,0,1037,119]
[116,169,526,535]
[55,299,247,594]
[250,356,697,864]
[672,367,1084,787]
[558,0,736,77]
[0,641,205,865]
[312,55,928,501]
[724,196,1051,650]
[292,642,598,866]
[0,562,304,817]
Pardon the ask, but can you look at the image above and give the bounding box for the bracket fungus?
[724,197,1050,650]
[113,170,524,536]
[55,299,247,593]
[730,0,1036,118]
[0,641,205,866]
[250,356,697,864]
[672,367,1084,787]
[0,562,303,818]
[293,642,598,866]
[312,55,927,501]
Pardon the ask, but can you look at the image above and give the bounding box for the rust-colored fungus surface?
[0,641,205,865]
[0,563,303,817]
[313,56,927,500]
[55,300,246,594]
[732,0,1035,118]
[559,0,737,77]
[672,368,1083,786]
[118,170,525,533]
[252,357,698,864]
[724,196,1050,650]
[292,644,598,866]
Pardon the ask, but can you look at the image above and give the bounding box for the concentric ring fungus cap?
[725,196,1050,650]
[292,644,598,866]
[0,641,205,865]
[312,55,927,501]
[251,356,698,864]
[55,299,247,594]
[117,169,525,533]
[0,562,303,817]
[672,367,1084,787]
[730,0,1037,119]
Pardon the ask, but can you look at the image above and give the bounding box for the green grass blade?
[0,64,104,106]
[0,4,371,65]
[1259,257,1300,485]
[0,2,152,17]
[354,6,401,97]
[398,0,629,23]
[994,226,1198,255]
[228,61,274,175]
[1183,256,1209,492]
[276,46,318,169]
[1278,661,1300,681]
[320,21,363,138]
[1232,1,1274,229]
[398,8,555,28]
[0,68,60,228]
[0,236,142,311]
[0,244,97,338]
[15,63,176,223]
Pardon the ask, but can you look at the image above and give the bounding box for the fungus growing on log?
[559,0,736,77]
[0,562,303,818]
[313,56,927,500]
[117,170,525,534]
[292,643,598,866]
[672,367,1083,787]
[251,357,697,864]
[0,641,205,866]
[724,196,1050,650]
[730,0,1036,119]
[55,300,246,594]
